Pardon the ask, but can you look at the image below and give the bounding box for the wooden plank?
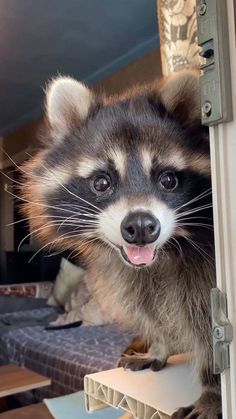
[0,364,51,398]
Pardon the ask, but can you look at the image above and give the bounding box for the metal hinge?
[211,288,233,374]
[196,0,233,126]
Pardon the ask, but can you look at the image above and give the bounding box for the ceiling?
[0,0,159,136]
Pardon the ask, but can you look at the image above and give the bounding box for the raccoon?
[21,70,221,418]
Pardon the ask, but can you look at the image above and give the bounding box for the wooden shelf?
[0,364,51,398]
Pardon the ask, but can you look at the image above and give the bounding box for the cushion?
[0,296,49,314]
[47,258,85,307]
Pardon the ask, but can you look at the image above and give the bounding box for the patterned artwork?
[157,0,200,75]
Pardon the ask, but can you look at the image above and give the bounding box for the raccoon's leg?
[118,338,169,372]
[171,367,222,419]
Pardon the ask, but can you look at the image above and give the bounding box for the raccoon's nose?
[121,211,161,245]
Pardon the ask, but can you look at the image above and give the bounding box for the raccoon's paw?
[118,353,166,372]
[171,389,222,419]
[121,336,148,356]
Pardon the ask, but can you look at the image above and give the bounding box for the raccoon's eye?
[92,173,112,193]
[159,171,178,191]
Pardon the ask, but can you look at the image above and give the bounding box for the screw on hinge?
[202,101,212,117]
[213,326,224,340]
[197,2,207,16]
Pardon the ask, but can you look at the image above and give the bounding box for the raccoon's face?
[22,71,212,268]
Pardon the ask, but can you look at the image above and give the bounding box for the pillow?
[0,282,53,299]
[47,258,85,307]
[49,282,111,327]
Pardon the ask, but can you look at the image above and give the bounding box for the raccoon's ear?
[45,76,94,139]
[159,70,201,125]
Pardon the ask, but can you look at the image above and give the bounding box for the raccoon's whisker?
[0,147,32,177]
[0,165,98,221]
[169,241,181,254]
[26,152,102,214]
[175,216,212,223]
[69,237,103,261]
[47,229,98,253]
[17,223,59,251]
[176,204,213,218]
[184,238,209,263]
[52,235,101,259]
[57,222,99,233]
[52,176,101,213]
[55,213,99,223]
[53,213,99,229]
[18,225,70,251]
[53,222,98,229]
[176,222,214,231]
[7,213,98,227]
[60,221,99,227]
[66,239,98,261]
[28,238,68,263]
[5,186,92,218]
[28,229,99,263]
[58,203,99,216]
[165,238,183,260]
[17,219,96,251]
[44,244,72,258]
[5,175,100,223]
[0,170,25,187]
[177,203,213,215]
[67,247,79,261]
[49,211,99,224]
[183,236,215,267]
[7,215,64,227]
[57,215,95,232]
[81,236,102,246]
[175,188,212,213]
[66,238,99,261]
[170,237,183,257]
[159,246,169,260]
[41,218,99,230]
[54,225,98,237]
[68,249,83,260]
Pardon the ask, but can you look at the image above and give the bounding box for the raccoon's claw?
[171,406,194,419]
[118,353,166,372]
[171,389,222,419]
[171,408,221,419]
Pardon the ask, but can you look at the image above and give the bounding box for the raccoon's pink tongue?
[124,246,154,265]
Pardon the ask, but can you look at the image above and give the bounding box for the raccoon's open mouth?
[120,245,157,267]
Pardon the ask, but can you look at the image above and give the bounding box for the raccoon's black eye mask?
[89,169,180,198]
[50,158,211,225]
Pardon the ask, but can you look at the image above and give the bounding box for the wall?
[0,0,159,136]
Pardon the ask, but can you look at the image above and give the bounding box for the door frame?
[209,1,236,416]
